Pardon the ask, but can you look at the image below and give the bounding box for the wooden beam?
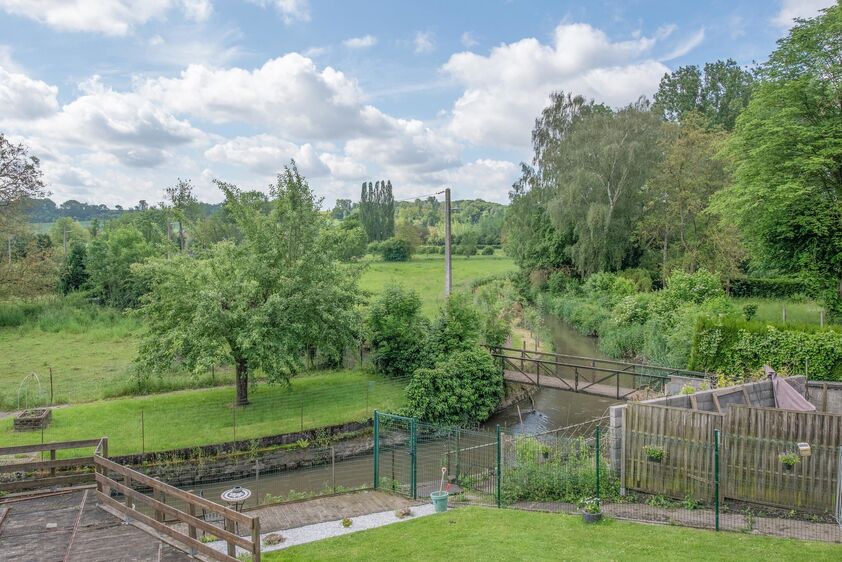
[0,439,102,456]
[96,493,241,562]
[0,456,94,472]
[0,473,94,492]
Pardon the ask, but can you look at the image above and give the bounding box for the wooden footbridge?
[488,346,710,400]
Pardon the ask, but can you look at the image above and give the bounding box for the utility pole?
[444,187,452,297]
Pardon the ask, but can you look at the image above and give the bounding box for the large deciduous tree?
[135,163,364,406]
[359,180,395,241]
[714,4,842,315]
[652,59,754,130]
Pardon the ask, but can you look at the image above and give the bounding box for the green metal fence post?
[410,417,417,500]
[595,426,601,502]
[496,424,502,508]
[714,428,720,531]
[373,410,380,490]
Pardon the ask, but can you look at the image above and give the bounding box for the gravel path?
[207,503,438,556]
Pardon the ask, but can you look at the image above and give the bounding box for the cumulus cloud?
[343,35,377,49]
[0,65,59,119]
[772,0,835,28]
[442,23,680,147]
[432,159,519,203]
[414,31,435,53]
[139,54,379,138]
[0,0,212,36]
[204,135,329,177]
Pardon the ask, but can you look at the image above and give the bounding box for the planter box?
[14,408,52,431]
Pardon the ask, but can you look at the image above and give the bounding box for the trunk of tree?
[235,358,249,407]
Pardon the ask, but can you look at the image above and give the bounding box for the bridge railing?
[488,346,710,399]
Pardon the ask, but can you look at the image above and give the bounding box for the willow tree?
[135,163,363,405]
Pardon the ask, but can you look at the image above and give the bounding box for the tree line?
[504,5,841,317]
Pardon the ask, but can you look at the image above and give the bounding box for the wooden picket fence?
[623,402,842,512]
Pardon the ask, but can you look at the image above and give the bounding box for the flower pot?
[582,511,603,524]
[431,491,449,513]
[647,455,662,463]
[783,463,795,472]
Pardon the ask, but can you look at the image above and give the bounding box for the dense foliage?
[359,180,395,242]
[379,237,412,262]
[366,285,431,378]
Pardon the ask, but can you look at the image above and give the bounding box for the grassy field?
[0,254,515,406]
[360,253,516,317]
[273,507,840,562]
[731,297,829,326]
[0,370,406,455]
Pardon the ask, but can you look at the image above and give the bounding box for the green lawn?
[731,297,829,326]
[272,507,840,562]
[0,370,406,455]
[360,253,516,317]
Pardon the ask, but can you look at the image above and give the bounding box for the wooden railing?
[0,438,102,492]
[92,438,260,562]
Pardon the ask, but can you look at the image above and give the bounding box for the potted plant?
[779,451,799,471]
[643,445,665,463]
[580,498,603,524]
[430,467,450,513]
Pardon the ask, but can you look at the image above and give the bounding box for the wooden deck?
[503,370,634,399]
[0,487,194,562]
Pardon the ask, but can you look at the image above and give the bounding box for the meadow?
[271,507,841,562]
[0,254,516,409]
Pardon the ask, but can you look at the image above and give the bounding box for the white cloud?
[0,65,59,119]
[250,0,310,25]
[432,159,519,203]
[772,0,835,28]
[414,31,435,54]
[461,31,478,48]
[343,35,377,49]
[204,134,329,177]
[0,0,212,36]
[442,23,675,147]
[143,28,246,67]
[139,54,394,139]
[661,28,705,61]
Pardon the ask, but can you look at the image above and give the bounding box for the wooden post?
[225,518,236,558]
[187,503,198,555]
[331,446,336,493]
[233,403,237,441]
[50,448,56,477]
[520,340,525,372]
[124,472,133,524]
[141,410,145,454]
[154,489,164,522]
[49,367,53,406]
[782,305,787,323]
[252,518,261,562]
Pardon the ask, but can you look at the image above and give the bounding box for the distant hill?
[24,198,223,223]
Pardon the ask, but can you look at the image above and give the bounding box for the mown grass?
[272,507,840,562]
[360,253,516,317]
[0,370,406,455]
[731,297,829,326]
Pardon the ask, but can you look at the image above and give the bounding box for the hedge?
[729,277,808,298]
[688,317,842,381]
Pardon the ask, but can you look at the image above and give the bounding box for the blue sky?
[0,0,834,207]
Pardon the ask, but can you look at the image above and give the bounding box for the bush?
[742,303,758,321]
[379,238,411,262]
[618,268,653,292]
[428,293,485,358]
[366,285,430,378]
[366,241,383,255]
[689,317,842,380]
[405,347,503,426]
[730,277,808,298]
[663,269,723,305]
[481,246,494,255]
[598,320,645,359]
[582,273,636,305]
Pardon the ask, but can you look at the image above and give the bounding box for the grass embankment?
[272,507,840,562]
[0,255,515,407]
[360,253,516,317]
[0,370,406,456]
[731,297,827,325]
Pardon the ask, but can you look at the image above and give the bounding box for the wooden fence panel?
[722,406,842,511]
[624,403,722,501]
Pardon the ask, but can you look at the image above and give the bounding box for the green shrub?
[663,269,723,305]
[366,285,431,378]
[582,273,636,305]
[730,277,808,298]
[689,317,842,380]
[366,241,383,255]
[405,347,503,426]
[428,293,485,358]
[611,293,656,326]
[618,268,653,292]
[598,320,645,359]
[379,238,411,262]
[481,246,494,255]
[742,303,758,321]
